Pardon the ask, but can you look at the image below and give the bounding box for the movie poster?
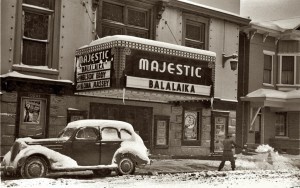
[184,111,198,140]
[23,99,41,124]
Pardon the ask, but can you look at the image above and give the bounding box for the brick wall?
[0,92,18,156]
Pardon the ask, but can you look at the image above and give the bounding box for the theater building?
[1,0,249,157]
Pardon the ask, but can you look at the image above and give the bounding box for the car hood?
[17,137,68,146]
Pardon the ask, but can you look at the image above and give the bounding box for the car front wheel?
[117,157,136,175]
[20,156,48,178]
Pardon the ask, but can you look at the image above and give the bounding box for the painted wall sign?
[75,49,113,91]
[125,49,212,95]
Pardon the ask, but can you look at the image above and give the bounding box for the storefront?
[74,35,217,156]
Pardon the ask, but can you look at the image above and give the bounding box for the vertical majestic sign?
[75,49,113,91]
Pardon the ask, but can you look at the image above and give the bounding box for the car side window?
[101,127,120,141]
[120,129,132,140]
[76,127,98,140]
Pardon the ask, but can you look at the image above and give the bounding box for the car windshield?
[58,128,76,139]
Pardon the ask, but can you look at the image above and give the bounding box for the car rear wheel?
[117,157,136,175]
[93,169,112,177]
[20,156,48,178]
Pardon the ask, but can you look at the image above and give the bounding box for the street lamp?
[222,53,238,71]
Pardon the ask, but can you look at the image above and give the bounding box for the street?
[1,151,300,188]
[1,169,300,188]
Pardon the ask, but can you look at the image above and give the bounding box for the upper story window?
[97,0,153,39]
[280,55,296,85]
[21,0,55,66]
[275,112,287,137]
[263,51,274,85]
[182,13,209,50]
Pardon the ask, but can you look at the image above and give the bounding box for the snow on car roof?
[66,119,134,132]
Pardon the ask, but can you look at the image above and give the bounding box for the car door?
[70,127,101,166]
[100,127,122,165]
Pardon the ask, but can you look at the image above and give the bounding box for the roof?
[0,71,73,84]
[66,119,134,132]
[242,17,300,39]
[241,89,300,110]
[170,0,250,26]
[251,17,300,32]
[244,88,300,99]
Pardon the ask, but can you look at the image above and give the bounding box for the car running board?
[51,164,118,171]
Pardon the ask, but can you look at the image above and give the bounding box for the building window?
[21,0,55,66]
[280,56,295,84]
[183,14,209,50]
[182,109,201,146]
[275,113,287,136]
[263,51,274,85]
[97,0,153,39]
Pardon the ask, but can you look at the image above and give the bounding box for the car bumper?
[0,165,16,175]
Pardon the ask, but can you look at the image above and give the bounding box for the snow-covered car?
[0,119,150,178]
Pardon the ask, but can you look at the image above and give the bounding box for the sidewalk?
[136,153,300,175]
[136,158,220,175]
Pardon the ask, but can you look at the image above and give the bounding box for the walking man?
[218,134,239,171]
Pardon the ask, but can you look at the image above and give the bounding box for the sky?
[241,0,300,21]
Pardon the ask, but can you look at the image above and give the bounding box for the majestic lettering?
[78,50,109,65]
[139,58,202,78]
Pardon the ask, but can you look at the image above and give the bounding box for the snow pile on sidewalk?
[255,144,274,153]
[234,144,298,171]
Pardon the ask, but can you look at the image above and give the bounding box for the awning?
[0,71,73,85]
[0,71,74,95]
[241,88,300,110]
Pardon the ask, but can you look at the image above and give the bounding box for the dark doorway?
[89,103,152,147]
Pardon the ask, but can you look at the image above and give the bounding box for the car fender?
[13,145,78,170]
[112,141,150,165]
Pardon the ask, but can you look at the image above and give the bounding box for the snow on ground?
[1,145,299,188]
[1,170,299,188]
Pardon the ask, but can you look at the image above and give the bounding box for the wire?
[82,1,99,39]
[82,1,94,24]
[165,21,179,45]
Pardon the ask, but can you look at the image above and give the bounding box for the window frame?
[97,0,154,39]
[182,13,209,50]
[101,127,121,141]
[14,0,61,72]
[75,127,99,140]
[263,50,274,86]
[275,112,288,137]
[181,108,202,146]
[279,54,297,85]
